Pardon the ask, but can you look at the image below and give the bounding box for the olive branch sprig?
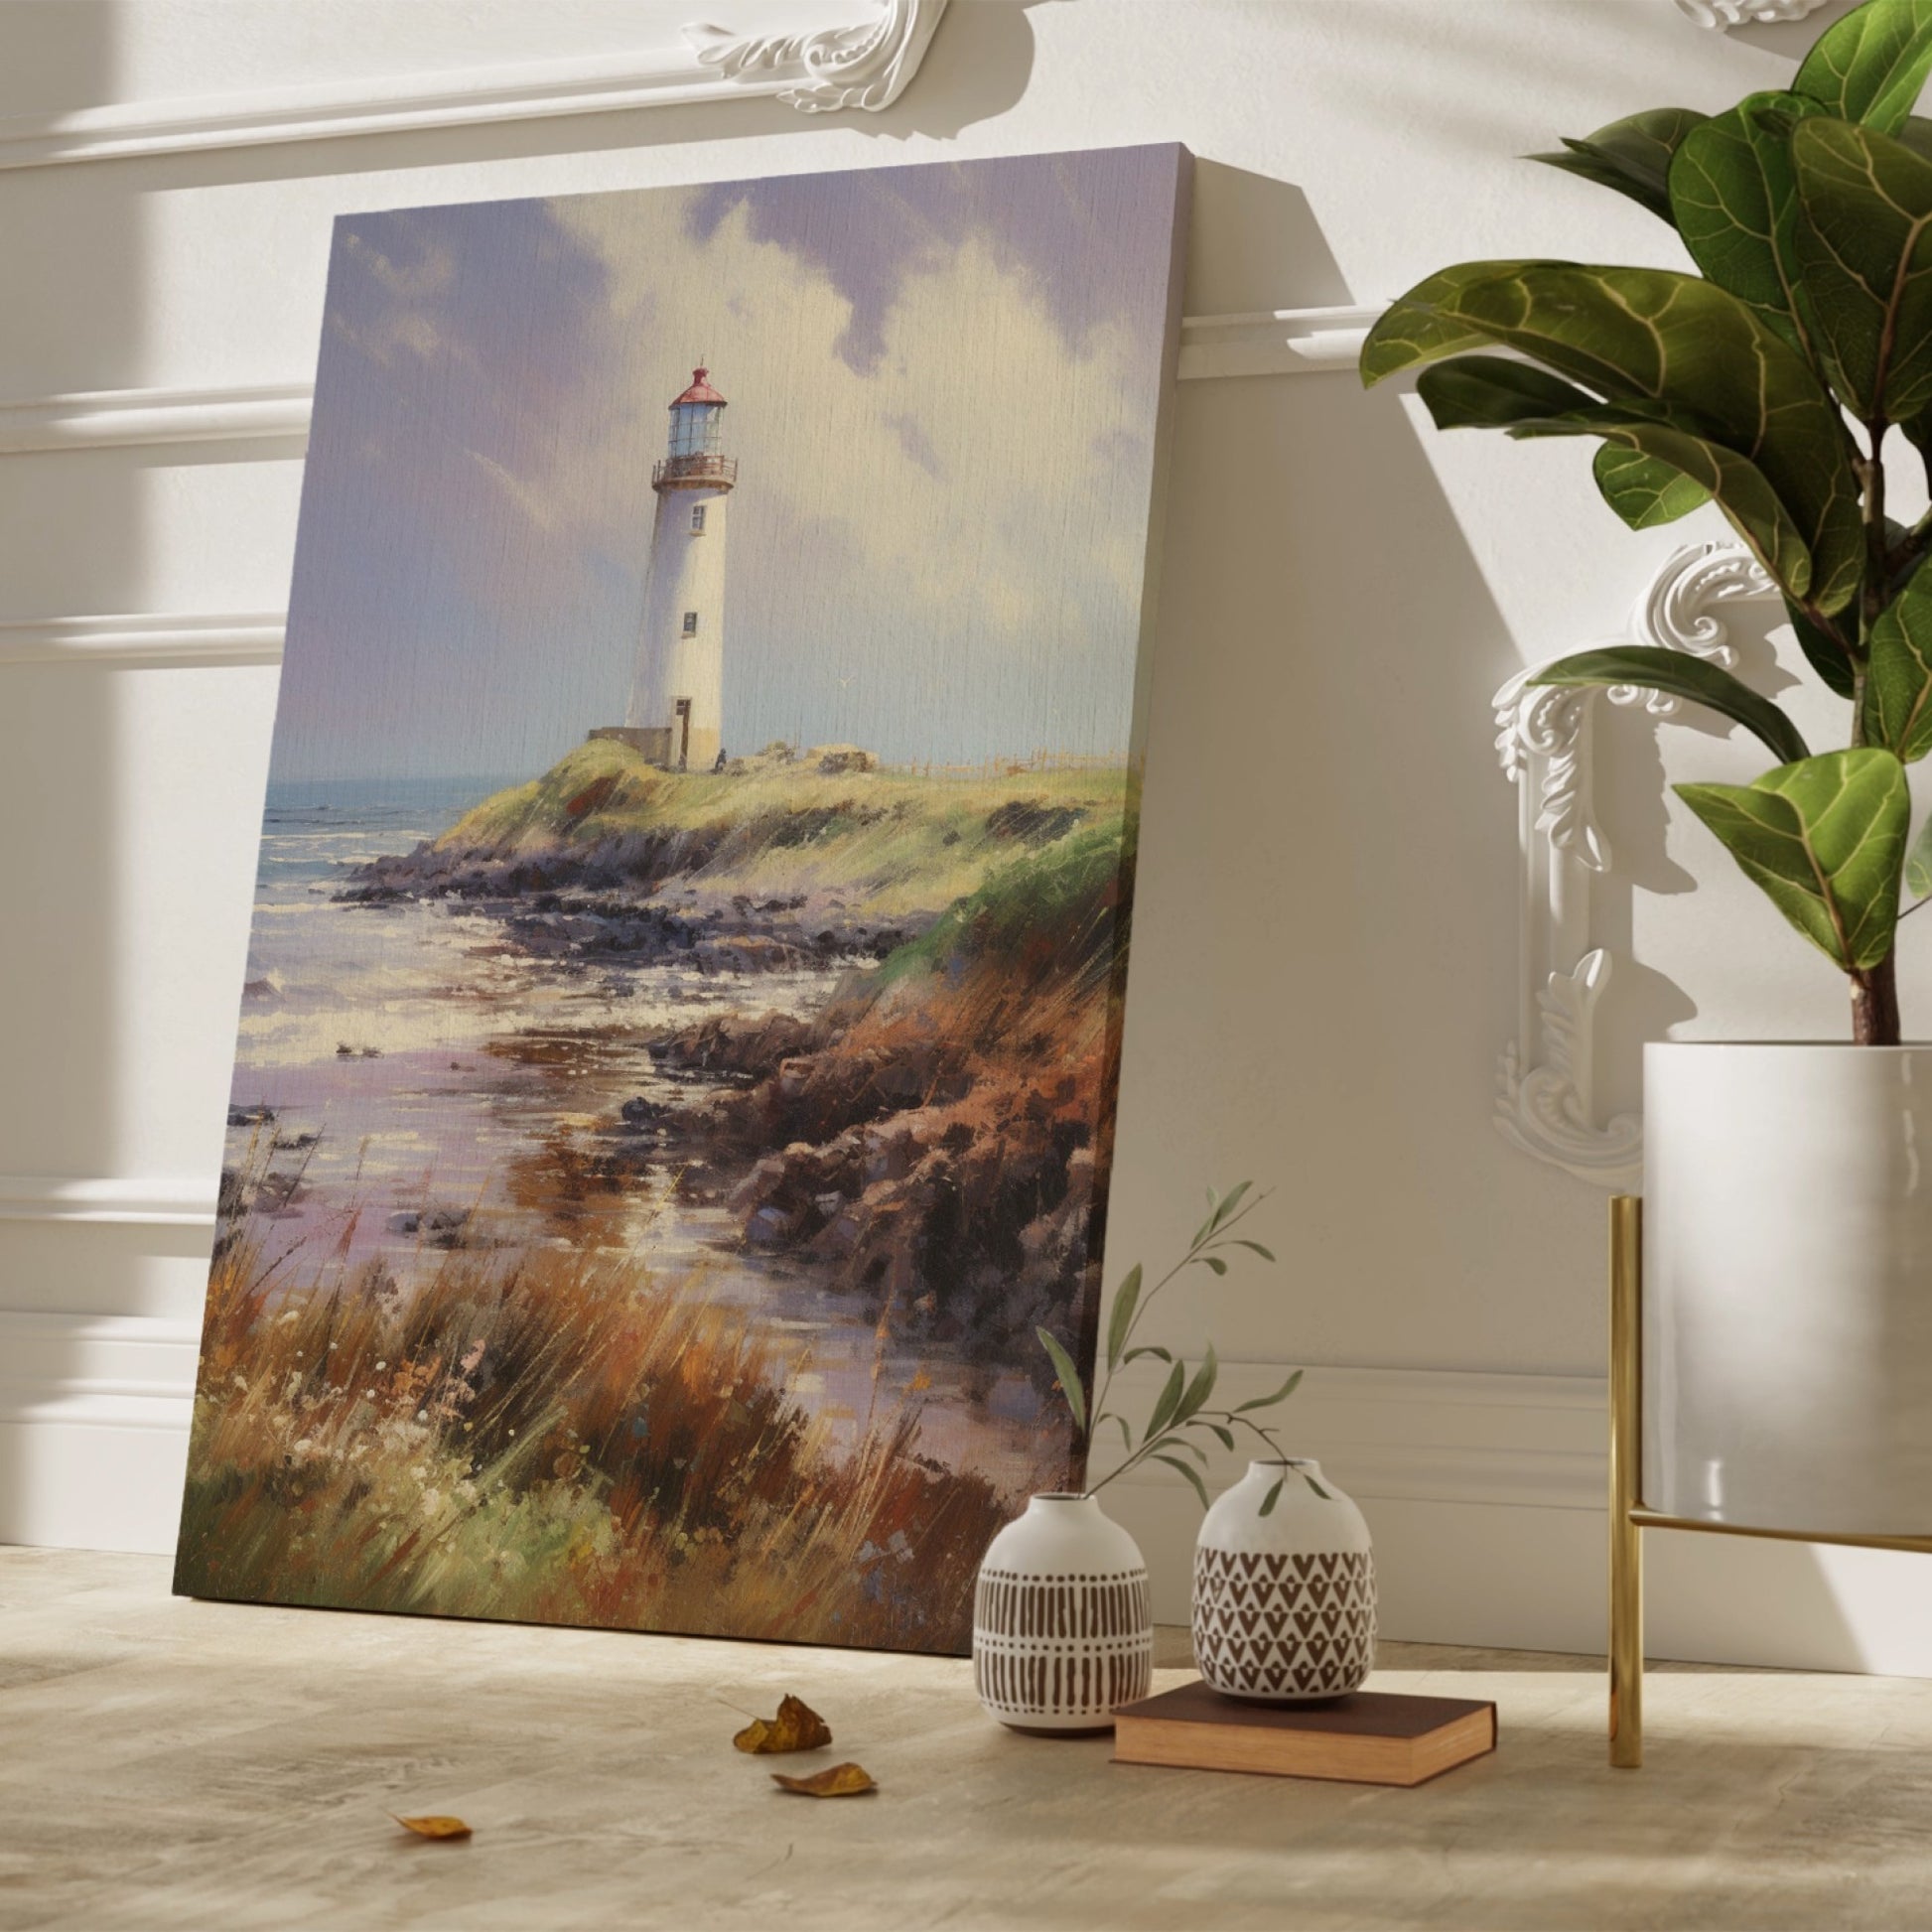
[1037,1181,1324,1519]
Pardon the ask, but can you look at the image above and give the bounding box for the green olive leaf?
[1258,1476,1286,1519]
[1863,558,1932,759]
[1669,91,1827,353]
[1793,116,1932,424]
[1173,1343,1218,1428]
[1363,263,1862,613]
[1144,1359,1187,1443]
[1035,1326,1086,1437]
[1234,1369,1305,1416]
[1592,445,1712,529]
[1151,1453,1210,1510]
[1676,749,1909,972]
[1529,646,1810,764]
[1794,0,1932,134]
[1105,1262,1142,1373]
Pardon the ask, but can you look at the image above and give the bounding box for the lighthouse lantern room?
[591,365,737,771]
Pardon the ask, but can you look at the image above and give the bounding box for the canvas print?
[175,146,1191,1654]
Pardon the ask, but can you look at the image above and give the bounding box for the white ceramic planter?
[971,1493,1153,1733]
[1644,1041,1932,1536]
[1191,1458,1377,1702]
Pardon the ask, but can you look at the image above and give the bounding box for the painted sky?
[270,146,1188,784]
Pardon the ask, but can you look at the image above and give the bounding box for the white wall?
[7,0,1930,1676]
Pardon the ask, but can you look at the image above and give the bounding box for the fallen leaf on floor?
[391,1813,473,1840]
[771,1762,876,1798]
[734,1694,833,1754]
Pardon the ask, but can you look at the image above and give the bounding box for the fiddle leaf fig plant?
[1359,0,1932,1045]
[1038,1183,1324,1518]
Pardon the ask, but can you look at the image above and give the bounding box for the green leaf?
[1792,116,1932,424]
[1863,558,1932,759]
[1122,1344,1173,1365]
[1414,355,1601,429]
[1173,1344,1218,1428]
[1221,1239,1277,1263]
[1358,260,1559,386]
[1676,749,1910,971]
[1035,1326,1086,1437]
[1101,1413,1133,1450]
[1416,357,1805,590]
[1529,647,1811,764]
[1795,0,1932,134]
[1905,812,1932,896]
[1515,409,1815,598]
[1669,92,1827,352]
[1235,1369,1305,1415]
[1258,1476,1286,1519]
[1105,1263,1143,1372]
[1304,1473,1334,1501]
[1203,1422,1236,1451]
[1164,1435,1209,1464]
[1528,108,1710,223]
[1784,596,1859,699]
[1200,1256,1228,1276]
[1592,445,1711,529]
[1145,1360,1186,1443]
[1363,263,1863,613]
[1210,1180,1253,1229]
[1151,1453,1210,1510]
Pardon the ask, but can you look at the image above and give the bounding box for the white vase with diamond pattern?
[1191,1457,1377,1702]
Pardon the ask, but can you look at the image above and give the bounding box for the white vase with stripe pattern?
[972,1493,1154,1733]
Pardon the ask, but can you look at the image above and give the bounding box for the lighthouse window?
[690,504,706,534]
[682,611,700,636]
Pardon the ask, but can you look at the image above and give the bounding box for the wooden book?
[1112,1680,1497,1787]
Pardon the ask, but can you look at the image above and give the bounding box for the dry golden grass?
[176,1184,1017,1654]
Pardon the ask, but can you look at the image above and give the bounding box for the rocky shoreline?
[330,743,1131,1367]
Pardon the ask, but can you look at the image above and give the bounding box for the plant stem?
[1086,1192,1266,1435]
[1852,955,1902,1046]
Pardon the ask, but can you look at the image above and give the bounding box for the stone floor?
[4,1548,1932,1929]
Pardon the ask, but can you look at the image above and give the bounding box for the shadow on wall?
[0,2,134,1544]
[1108,165,1550,1366]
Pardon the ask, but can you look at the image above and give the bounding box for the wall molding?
[0,614,286,670]
[0,383,312,456]
[1489,540,1777,1188]
[0,307,1388,472]
[1675,0,1830,25]
[9,1326,1926,1677]
[0,1175,219,1226]
[0,0,949,170]
[1176,306,1386,380]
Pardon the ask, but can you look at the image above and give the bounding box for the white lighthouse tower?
[618,365,736,770]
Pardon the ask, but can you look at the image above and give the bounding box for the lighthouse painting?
[177,146,1193,1655]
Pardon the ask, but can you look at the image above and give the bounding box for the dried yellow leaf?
[733,1694,833,1754]
[771,1762,876,1798]
[391,1813,473,1840]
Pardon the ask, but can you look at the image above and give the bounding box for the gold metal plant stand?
[1606,1195,1932,1767]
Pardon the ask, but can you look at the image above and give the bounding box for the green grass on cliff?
[436,737,1135,922]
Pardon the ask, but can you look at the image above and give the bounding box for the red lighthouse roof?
[671,365,727,407]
